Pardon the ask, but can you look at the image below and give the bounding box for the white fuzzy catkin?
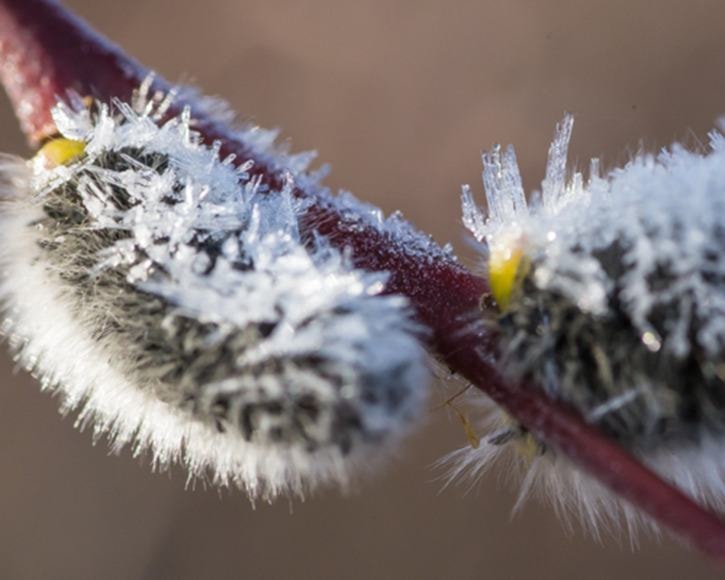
[0,88,429,499]
[454,116,725,534]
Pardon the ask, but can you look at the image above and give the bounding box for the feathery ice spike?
[457,115,725,533]
[2,0,725,560]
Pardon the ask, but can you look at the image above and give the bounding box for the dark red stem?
[1,0,724,561]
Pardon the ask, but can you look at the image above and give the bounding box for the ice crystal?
[0,88,429,499]
[163,78,458,267]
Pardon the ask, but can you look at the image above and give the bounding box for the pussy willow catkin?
[451,115,725,532]
[0,88,428,499]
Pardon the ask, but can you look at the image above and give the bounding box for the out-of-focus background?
[0,1,724,578]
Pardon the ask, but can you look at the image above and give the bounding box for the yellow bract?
[514,432,540,464]
[488,241,526,311]
[501,413,541,464]
[35,138,85,169]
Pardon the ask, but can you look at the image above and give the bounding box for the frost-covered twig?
[0,0,724,562]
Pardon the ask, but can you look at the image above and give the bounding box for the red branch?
[1,0,724,561]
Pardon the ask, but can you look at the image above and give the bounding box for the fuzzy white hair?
[0,88,430,500]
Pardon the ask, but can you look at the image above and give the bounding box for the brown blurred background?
[0,0,724,578]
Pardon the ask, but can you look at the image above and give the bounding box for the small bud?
[34,137,85,170]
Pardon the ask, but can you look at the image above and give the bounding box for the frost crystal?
[167,78,457,268]
[0,88,429,499]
